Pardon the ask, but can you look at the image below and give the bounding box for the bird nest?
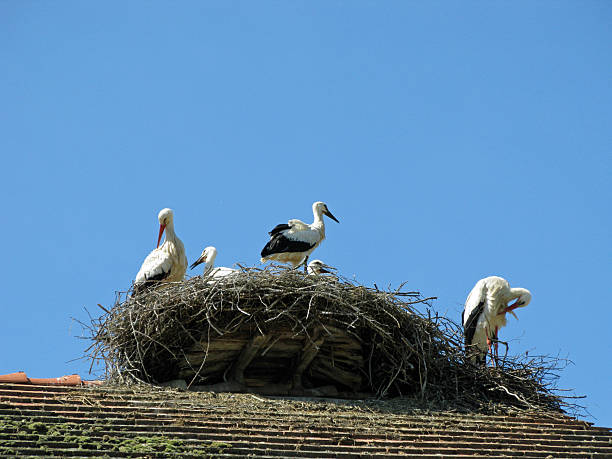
[86,267,570,413]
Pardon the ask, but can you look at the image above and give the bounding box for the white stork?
[260,201,339,271]
[190,246,236,279]
[133,208,188,293]
[462,276,532,366]
[307,259,336,275]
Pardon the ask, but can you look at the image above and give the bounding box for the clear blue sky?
[1,2,610,426]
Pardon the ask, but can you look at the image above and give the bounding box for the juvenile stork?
[307,259,336,275]
[190,246,237,279]
[133,208,188,293]
[462,276,532,366]
[260,201,339,271]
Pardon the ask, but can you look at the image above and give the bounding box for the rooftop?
[1,373,611,458]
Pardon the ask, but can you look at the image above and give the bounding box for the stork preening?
[307,259,336,275]
[260,201,339,271]
[133,208,188,293]
[462,276,532,366]
[190,246,237,279]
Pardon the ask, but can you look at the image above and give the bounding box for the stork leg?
[302,256,309,273]
[485,327,495,368]
[493,326,499,364]
[485,329,495,366]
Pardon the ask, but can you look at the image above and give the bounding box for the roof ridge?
[0,371,102,387]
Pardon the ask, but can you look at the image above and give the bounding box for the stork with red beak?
[462,276,532,366]
[133,208,188,293]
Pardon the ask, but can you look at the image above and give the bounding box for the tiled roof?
[0,372,102,387]
[0,377,611,458]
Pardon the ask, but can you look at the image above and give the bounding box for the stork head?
[190,246,217,270]
[307,259,336,275]
[156,208,174,247]
[504,288,532,319]
[313,201,339,223]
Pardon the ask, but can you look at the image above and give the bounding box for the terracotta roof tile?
[0,379,610,457]
[0,371,102,386]
[0,372,29,384]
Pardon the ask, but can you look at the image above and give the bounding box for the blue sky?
[1,2,610,425]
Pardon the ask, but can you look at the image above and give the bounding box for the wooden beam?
[291,327,325,389]
[228,334,271,384]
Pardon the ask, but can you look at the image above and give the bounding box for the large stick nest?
[87,267,570,413]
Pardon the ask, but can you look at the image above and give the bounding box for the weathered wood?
[324,338,362,351]
[174,322,365,394]
[182,350,241,366]
[259,339,303,356]
[190,338,249,353]
[320,324,363,343]
[310,358,363,390]
[317,349,364,367]
[291,327,325,389]
[228,333,271,384]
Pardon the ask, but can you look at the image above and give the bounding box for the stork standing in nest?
[190,246,236,279]
[462,276,532,366]
[133,208,188,293]
[260,201,339,272]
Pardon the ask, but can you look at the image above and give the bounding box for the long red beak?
[501,301,520,320]
[505,301,520,313]
[157,224,166,248]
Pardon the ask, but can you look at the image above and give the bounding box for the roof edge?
[0,371,102,386]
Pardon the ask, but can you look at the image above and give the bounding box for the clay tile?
[29,374,82,386]
[0,371,29,383]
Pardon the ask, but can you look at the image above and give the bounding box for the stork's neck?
[504,287,531,313]
[311,209,326,241]
[203,251,217,275]
[160,221,183,254]
[164,221,178,243]
[312,207,325,229]
[508,287,528,301]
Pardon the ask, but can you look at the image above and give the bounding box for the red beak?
[157,224,166,248]
[501,301,520,320]
[505,301,519,313]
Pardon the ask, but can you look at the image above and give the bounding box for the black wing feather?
[261,233,314,258]
[133,268,171,295]
[463,300,485,349]
[268,223,291,236]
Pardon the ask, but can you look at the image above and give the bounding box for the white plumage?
[462,276,532,365]
[190,246,236,279]
[307,259,336,275]
[134,208,188,292]
[260,201,339,270]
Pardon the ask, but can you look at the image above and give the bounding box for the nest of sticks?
[86,266,570,413]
